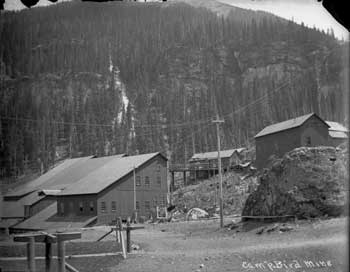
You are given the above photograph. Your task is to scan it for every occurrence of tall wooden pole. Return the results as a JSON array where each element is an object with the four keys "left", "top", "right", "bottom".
[
  {"left": 212, "top": 116, "right": 224, "bottom": 228},
  {"left": 133, "top": 166, "right": 137, "bottom": 222}
]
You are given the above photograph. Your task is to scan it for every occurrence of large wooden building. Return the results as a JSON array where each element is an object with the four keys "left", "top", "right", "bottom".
[
  {"left": 57, "top": 152, "right": 168, "bottom": 224},
  {"left": 1, "top": 152, "right": 167, "bottom": 231},
  {"left": 254, "top": 113, "right": 349, "bottom": 169},
  {"left": 255, "top": 113, "right": 330, "bottom": 169}
]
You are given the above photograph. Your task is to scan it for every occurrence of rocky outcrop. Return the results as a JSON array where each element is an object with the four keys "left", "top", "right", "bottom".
[{"left": 243, "top": 146, "right": 348, "bottom": 219}]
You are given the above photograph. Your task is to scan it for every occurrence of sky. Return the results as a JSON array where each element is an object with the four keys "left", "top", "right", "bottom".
[
  {"left": 219, "top": 0, "right": 348, "bottom": 40},
  {"left": 3, "top": 0, "right": 349, "bottom": 40}
]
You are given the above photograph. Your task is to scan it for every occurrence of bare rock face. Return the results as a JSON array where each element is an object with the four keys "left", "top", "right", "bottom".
[{"left": 243, "top": 146, "right": 348, "bottom": 219}]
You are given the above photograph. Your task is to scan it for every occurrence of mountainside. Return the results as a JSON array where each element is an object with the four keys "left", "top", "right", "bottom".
[{"left": 0, "top": 0, "right": 348, "bottom": 177}]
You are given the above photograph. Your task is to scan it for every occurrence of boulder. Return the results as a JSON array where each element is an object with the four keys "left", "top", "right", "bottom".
[{"left": 243, "top": 146, "right": 348, "bottom": 219}]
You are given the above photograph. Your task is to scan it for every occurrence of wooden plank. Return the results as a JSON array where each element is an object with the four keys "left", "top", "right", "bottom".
[
  {"left": 118, "top": 217, "right": 126, "bottom": 259},
  {"left": 65, "top": 261, "right": 80, "bottom": 272},
  {"left": 111, "top": 226, "right": 144, "bottom": 231},
  {"left": 120, "top": 230, "right": 126, "bottom": 259},
  {"left": 56, "top": 232, "right": 81, "bottom": 242},
  {"left": 96, "top": 229, "right": 113, "bottom": 242},
  {"left": 14, "top": 233, "right": 49, "bottom": 243}
]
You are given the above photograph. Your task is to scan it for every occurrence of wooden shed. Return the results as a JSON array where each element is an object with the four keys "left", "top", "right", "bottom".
[
  {"left": 57, "top": 152, "right": 168, "bottom": 224},
  {"left": 326, "top": 121, "right": 348, "bottom": 147},
  {"left": 255, "top": 113, "right": 330, "bottom": 169},
  {"left": 188, "top": 148, "right": 246, "bottom": 182}
]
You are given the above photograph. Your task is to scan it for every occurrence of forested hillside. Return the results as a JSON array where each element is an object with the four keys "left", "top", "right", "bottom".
[{"left": 0, "top": 0, "right": 348, "bottom": 177}]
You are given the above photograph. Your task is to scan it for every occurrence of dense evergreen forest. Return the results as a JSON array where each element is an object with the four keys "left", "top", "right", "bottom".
[{"left": 0, "top": 0, "right": 348, "bottom": 177}]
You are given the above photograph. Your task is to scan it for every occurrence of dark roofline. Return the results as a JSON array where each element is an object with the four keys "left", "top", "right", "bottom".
[{"left": 254, "top": 113, "right": 329, "bottom": 139}]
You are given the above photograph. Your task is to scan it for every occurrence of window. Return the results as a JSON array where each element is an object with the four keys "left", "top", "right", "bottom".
[
  {"left": 145, "top": 176, "right": 150, "bottom": 187},
  {"left": 305, "top": 136, "right": 311, "bottom": 146},
  {"left": 136, "top": 176, "right": 141, "bottom": 186},
  {"left": 111, "top": 201, "right": 116, "bottom": 212},
  {"left": 145, "top": 201, "right": 150, "bottom": 211},
  {"left": 136, "top": 201, "right": 140, "bottom": 211},
  {"left": 79, "top": 201, "right": 83, "bottom": 212},
  {"left": 101, "top": 202, "right": 106, "bottom": 213},
  {"left": 60, "top": 202, "right": 64, "bottom": 214},
  {"left": 90, "top": 201, "right": 94, "bottom": 212},
  {"left": 157, "top": 164, "right": 161, "bottom": 172},
  {"left": 156, "top": 176, "right": 161, "bottom": 187}
]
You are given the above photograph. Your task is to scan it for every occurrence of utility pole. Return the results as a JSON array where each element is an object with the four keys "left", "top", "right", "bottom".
[
  {"left": 133, "top": 166, "right": 137, "bottom": 223},
  {"left": 212, "top": 115, "right": 225, "bottom": 228}
]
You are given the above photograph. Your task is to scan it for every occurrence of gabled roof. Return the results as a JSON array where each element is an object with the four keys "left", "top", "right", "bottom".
[
  {"left": 5, "top": 155, "right": 94, "bottom": 198},
  {"left": 59, "top": 152, "right": 165, "bottom": 196},
  {"left": 254, "top": 113, "right": 329, "bottom": 138},
  {"left": 4, "top": 153, "right": 127, "bottom": 208},
  {"left": 189, "top": 148, "right": 245, "bottom": 161},
  {"left": 326, "top": 121, "right": 348, "bottom": 132},
  {"left": 329, "top": 131, "right": 348, "bottom": 139}
]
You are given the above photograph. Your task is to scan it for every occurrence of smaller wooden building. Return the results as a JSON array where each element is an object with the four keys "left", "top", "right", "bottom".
[
  {"left": 255, "top": 113, "right": 330, "bottom": 169},
  {"left": 326, "top": 121, "right": 348, "bottom": 147},
  {"left": 188, "top": 148, "right": 245, "bottom": 181}
]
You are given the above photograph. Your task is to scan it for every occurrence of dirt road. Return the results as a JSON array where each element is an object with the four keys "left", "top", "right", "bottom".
[{"left": 111, "top": 217, "right": 348, "bottom": 272}]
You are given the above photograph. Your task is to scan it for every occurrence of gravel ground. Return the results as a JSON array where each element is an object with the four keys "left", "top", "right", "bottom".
[
  {"left": 112, "top": 217, "right": 348, "bottom": 272},
  {"left": 0, "top": 217, "right": 347, "bottom": 272}
]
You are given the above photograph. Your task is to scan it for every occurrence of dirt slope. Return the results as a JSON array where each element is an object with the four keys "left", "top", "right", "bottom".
[{"left": 172, "top": 172, "right": 257, "bottom": 216}]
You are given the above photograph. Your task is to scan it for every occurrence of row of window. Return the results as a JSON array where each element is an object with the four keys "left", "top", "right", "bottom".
[
  {"left": 100, "top": 197, "right": 166, "bottom": 213},
  {"left": 135, "top": 175, "right": 162, "bottom": 187},
  {"left": 59, "top": 201, "right": 95, "bottom": 214}
]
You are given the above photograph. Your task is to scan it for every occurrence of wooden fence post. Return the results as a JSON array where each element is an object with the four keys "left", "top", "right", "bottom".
[
  {"left": 45, "top": 241, "right": 53, "bottom": 272},
  {"left": 57, "top": 238, "right": 65, "bottom": 272},
  {"left": 126, "top": 218, "right": 131, "bottom": 253},
  {"left": 27, "top": 236, "right": 35, "bottom": 272},
  {"left": 116, "top": 220, "right": 120, "bottom": 243},
  {"left": 118, "top": 217, "right": 126, "bottom": 259}
]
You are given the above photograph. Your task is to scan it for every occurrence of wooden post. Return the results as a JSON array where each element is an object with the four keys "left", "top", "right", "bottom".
[
  {"left": 183, "top": 171, "right": 186, "bottom": 186},
  {"left": 212, "top": 116, "right": 225, "bottom": 228},
  {"left": 116, "top": 219, "right": 120, "bottom": 243},
  {"left": 45, "top": 241, "right": 53, "bottom": 272},
  {"left": 57, "top": 238, "right": 65, "bottom": 272},
  {"left": 117, "top": 217, "right": 126, "bottom": 258},
  {"left": 120, "top": 230, "right": 127, "bottom": 259},
  {"left": 126, "top": 218, "right": 131, "bottom": 253},
  {"left": 194, "top": 168, "right": 197, "bottom": 184},
  {"left": 27, "top": 236, "right": 35, "bottom": 272},
  {"left": 171, "top": 171, "right": 175, "bottom": 191}
]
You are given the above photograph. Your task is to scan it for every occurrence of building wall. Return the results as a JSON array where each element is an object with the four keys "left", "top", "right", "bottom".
[
  {"left": 255, "top": 128, "right": 301, "bottom": 169},
  {"left": 57, "top": 195, "right": 97, "bottom": 217},
  {"left": 28, "top": 197, "right": 55, "bottom": 218},
  {"left": 255, "top": 115, "right": 329, "bottom": 169},
  {"left": 97, "top": 155, "right": 168, "bottom": 224},
  {"left": 299, "top": 116, "right": 329, "bottom": 147},
  {"left": 328, "top": 137, "right": 347, "bottom": 147}
]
